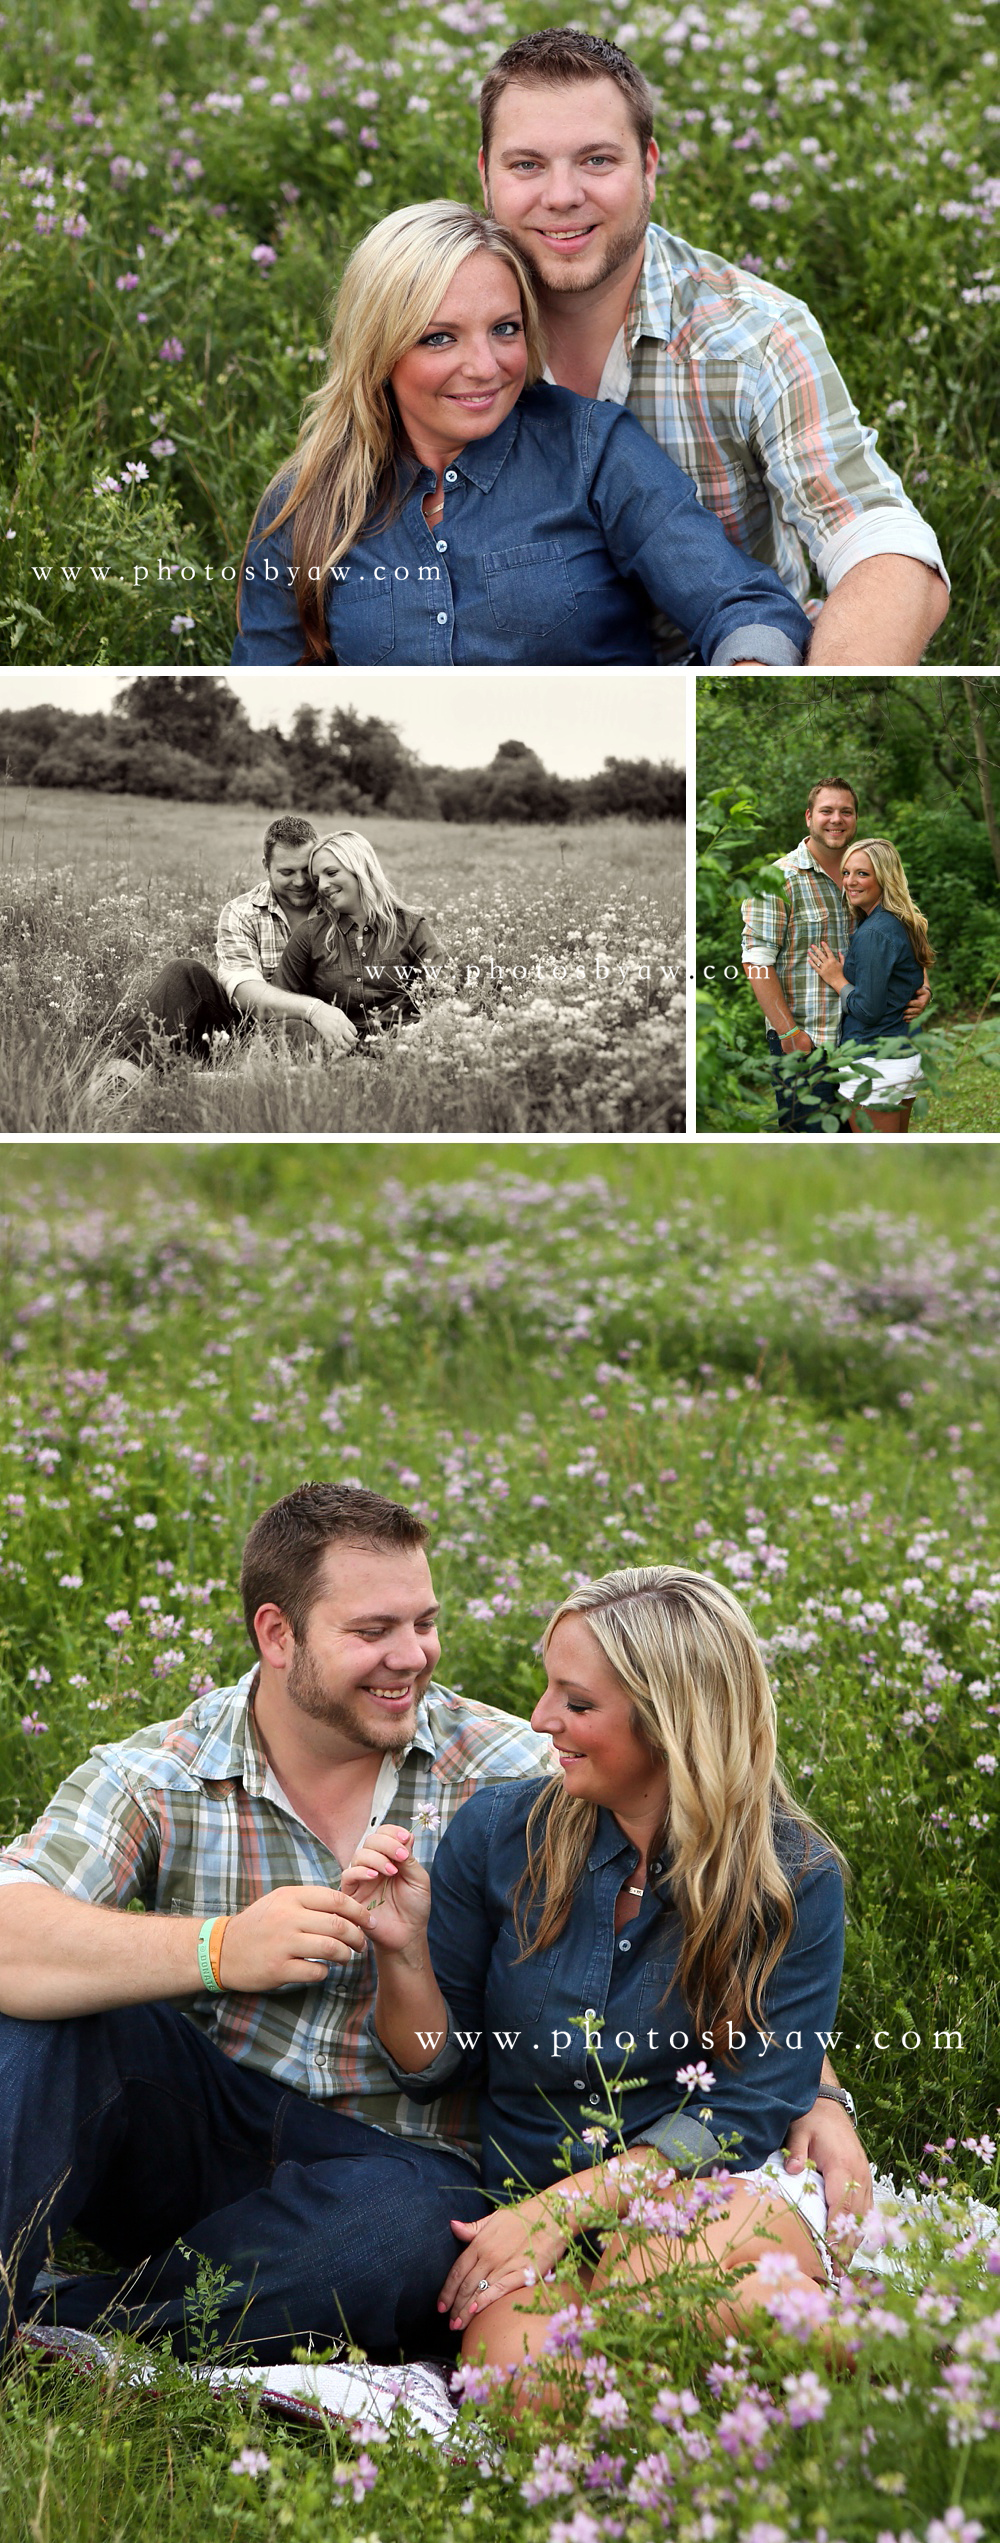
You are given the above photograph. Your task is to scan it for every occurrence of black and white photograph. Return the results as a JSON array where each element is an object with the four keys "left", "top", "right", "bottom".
[{"left": 0, "top": 667, "right": 685, "bottom": 1135}]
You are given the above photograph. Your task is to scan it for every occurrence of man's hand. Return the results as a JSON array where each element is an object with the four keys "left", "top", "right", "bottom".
[
  {"left": 306, "top": 1001, "right": 358, "bottom": 1052},
  {"left": 784, "top": 1028, "right": 815, "bottom": 1055},
  {"left": 439, "top": 2196, "right": 572, "bottom": 2332},
  {"left": 903, "top": 980, "right": 932, "bottom": 1023},
  {"left": 219, "top": 1882, "right": 371, "bottom": 1991},
  {"left": 783, "top": 2095, "right": 874, "bottom": 2226}
]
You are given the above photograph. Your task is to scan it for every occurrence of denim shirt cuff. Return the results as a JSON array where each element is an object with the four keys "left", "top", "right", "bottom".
[
  {"left": 634, "top": 2109, "right": 725, "bottom": 2173},
  {"left": 709, "top": 624, "right": 805, "bottom": 667},
  {"left": 839, "top": 985, "right": 852, "bottom": 1012},
  {"left": 363, "top": 2005, "right": 466, "bottom": 2092}
]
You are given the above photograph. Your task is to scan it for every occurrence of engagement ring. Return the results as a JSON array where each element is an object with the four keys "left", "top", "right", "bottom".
[{"left": 476, "top": 2277, "right": 490, "bottom": 2293}]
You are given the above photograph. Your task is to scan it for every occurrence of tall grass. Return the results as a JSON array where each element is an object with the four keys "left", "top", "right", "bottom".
[{"left": 0, "top": 806, "right": 684, "bottom": 1131}]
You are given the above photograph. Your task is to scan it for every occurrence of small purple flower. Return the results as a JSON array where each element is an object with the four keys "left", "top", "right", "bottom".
[
  {"left": 229, "top": 2448, "right": 270, "bottom": 2476},
  {"left": 170, "top": 613, "right": 195, "bottom": 632},
  {"left": 150, "top": 437, "right": 176, "bottom": 458},
  {"left": 116, "top": 272, "right": 140, "bottom": 290},
  {"left": 21, "top": 1713, "right": 48, "bottom": 1736},
  {"left": 105, "top": 1609, "right": 131, "bottom": 1632},
  {"left": 251, "top": 243, "right": 277, "bottom": 267},
  {"left": 676, "top": 2060, "right": 715, "bottom": 2092},
  {"left": 157, "top": 336, "right": 185, "bottom": 362}
]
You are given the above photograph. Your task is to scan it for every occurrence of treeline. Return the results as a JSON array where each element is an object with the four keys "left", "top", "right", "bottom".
[{"left": 0, "top": 681, "right": 683, "bottom": 824}]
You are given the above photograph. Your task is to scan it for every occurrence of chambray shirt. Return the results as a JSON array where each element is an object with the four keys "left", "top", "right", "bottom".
[
  {"left": 231, "top": 383, "right": 812, "bottom": 669},
  {"left": 839, "top": 905, "right": 924, "bottom": 1045},
  {"left": 597, "top": 224, "right": 948, "bottom": 661},
  {"left": 277, "top": 906, "right": 443, "bottom": 1032},
  {"left": 377, "top": 1780, "right": 845, "bottom": 2196},
  {"left": 0, "top": 1673, "right": 552, "bottom": 2162}
]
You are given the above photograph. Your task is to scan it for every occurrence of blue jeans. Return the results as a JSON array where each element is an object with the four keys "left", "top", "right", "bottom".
[{"left": 0, "top": 2003, "right": 488, "bottom": 2361}]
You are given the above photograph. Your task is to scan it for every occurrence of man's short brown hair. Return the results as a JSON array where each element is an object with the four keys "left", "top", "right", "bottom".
[
  {"left": 480, "top": 27, "right": 656, "bottom": 167},
  {"left": 805, "top": 778, "right": 859, "bottom": 816},
  {"left": 263, "top": 816, "right": 318, "bottom": 865},
  {"left": 240, "top": 1482, "right": 429, "bottom": 1653}
]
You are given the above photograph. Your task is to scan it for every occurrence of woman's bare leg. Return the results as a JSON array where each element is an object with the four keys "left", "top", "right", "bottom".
[{"left": 458, "top": 2186, "right": 828, "bottom": 2404}]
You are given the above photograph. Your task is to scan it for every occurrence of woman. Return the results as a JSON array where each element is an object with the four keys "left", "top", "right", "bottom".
[
  {"left": 806, "top": 838, "right": 932, "bottom": 1134},
  {"left": 232, "top": 202, "right": 812, "bottom": 670},
  {"left": 340, "top": 1567, "right": 847, "bottom": 2384},
  {"left": 276, "top": 834, "right": 443, "bottom": 1039}
]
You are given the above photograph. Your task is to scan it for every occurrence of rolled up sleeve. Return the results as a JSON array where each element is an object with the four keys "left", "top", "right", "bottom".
[
  {"left": 745, "top": 307, "right": 948, "bottom": 595},
  {"left": 216, "top": 900, "right": 265, "bottom": 997},
  {"left": 741, "top": 891, "right": 788, "bottom": 970}
]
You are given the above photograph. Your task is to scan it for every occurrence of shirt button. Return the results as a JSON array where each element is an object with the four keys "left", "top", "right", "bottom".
[
  {"left": 573, "top": 2078, "right": 586, "bottom": 2090},
  {"left": 618, "top": 1938, "right": 632, "bottom": 1952},
  {"left": 436, "top": 611, "right": 448, "bottom": 625},
  {"left": 436, "top": 539, "right": 448, "bottom": 552},
  {"left": 315, "top": 2053, "right": 328, "bottom": 2069},
  {"left": 588, "top": 2095, "right": 601, "bottom": 2107},
  {"left": 444, "top": 469, "right": 458, "bottom": 483},
  {"left": 651, "top": 1859, "right": 663, "bottom": 1875}
]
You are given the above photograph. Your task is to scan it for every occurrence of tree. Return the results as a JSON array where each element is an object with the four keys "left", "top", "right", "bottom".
[
  {"left": 110, "top": 676, "right": 251, "bottom": 766},
  {"left": 325, "top": 707, "right": 414, "bottom": 807}
]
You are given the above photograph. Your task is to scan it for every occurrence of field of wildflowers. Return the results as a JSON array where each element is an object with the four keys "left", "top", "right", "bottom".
[
  {"left": 2, "top": 1141, "right": 1000, "bottom": 2540},
  {"left": 2, "top": 0, "right": 998, "bottom": 664},
  {"left": 0, "top": 803, "right": 684, "bottom": 1129}
]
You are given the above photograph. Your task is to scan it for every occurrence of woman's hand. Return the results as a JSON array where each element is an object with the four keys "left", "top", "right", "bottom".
[
  {"left": 306, "top": 1000, "right": 358, "bottom": 1052},
  {"left": 339, "top": 1825, "right": 431, "bottom": 1956},
  {"left": 806, "top": 937, "right": 847, "bottom": 990},
  {"left": 439, "top": 2194, "right": 573, "bottom": 2332}
]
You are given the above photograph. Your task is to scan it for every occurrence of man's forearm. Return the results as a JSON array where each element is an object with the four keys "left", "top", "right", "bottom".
[
  {"left": 229, "top": 976, "right": 319, "bottom": 1025},
  {"left": 0, "top": 1884, "right": 205, "bottom": 2018},
  {"left": 742, "top": 963, "right": 810, "bottom": 1044},
  {"left": 807, "top": 555, "right": 949, "bottom": 666}
]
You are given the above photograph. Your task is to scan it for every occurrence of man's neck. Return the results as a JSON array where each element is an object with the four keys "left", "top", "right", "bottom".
[
  {"left": 251, "top": 1682, "right": 392, "bottom": 1866},
  {"left": 539, "top": 239, "right": 646, "bottom": 400},
  {"left": 804, "top": 838, "right": 846, "bottom": 885}
]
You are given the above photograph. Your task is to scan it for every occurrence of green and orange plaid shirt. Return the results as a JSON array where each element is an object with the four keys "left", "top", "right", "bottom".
[
  {"left": 741, "top": 841, "right": 853, "bottom": 1045},
  {"left": 0, "top": 1673, "right": 552, "bottom": 2166}
]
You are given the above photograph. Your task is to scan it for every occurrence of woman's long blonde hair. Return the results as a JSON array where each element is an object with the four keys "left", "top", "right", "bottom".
[
  {"left": 842, "top": 838, "right": 935, "bottom": 968},
  {"left": 309, "top": 832, "right": 409, "bottom": 958},
  {"left": 514, "top": 1567, "right": 845, "bottom": 2048},
  {"left": 239, "top": 201, "right": 546, "bottom": 663}
]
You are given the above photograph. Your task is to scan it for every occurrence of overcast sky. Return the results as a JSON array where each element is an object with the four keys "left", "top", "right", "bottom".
[{"left": 0, "top": 668, "right": 685, "bottom": 776}]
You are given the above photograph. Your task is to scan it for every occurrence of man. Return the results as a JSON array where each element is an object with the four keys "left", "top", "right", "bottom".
[
  {"left": 0, "top": 1483, "right": 870, "bottom": 2362},
  {"left": 740, "top": 777, "right": 930, "bottom": 1131},
  {"left": 478, "top": 29, "right": 949, "bottom": 666},
  {"left": 110, "top": 816, "right": 357, "bottom": 1079}
]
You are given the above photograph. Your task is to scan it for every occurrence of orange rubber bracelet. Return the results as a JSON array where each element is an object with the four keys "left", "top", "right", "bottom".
[{"left": 208, "top": 1915, "right": 229, "bottom": 1990}]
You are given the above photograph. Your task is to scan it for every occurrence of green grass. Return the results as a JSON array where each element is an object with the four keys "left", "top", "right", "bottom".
[
  {"left": 0, "top": 802, "right": 683, "bottom": 1130},
  {"left": 1, "top": 0, "right": 998, "bottom": 662},
  {"left": 3, "top": 1142, "right": 1000, "bottom": 2535}
]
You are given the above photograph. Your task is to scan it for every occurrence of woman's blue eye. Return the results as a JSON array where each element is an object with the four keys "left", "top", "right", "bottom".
[{"left": 493, "top": 321, "right": 522, "bottom": 338}]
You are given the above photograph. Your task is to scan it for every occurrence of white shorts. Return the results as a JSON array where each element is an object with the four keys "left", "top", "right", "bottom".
[
  {"left": 733, "top": 2157, "right": 835, "bottom": 2277},
  {"left": 838, "top": 1050, "right": 923, "bottom": 1109}
]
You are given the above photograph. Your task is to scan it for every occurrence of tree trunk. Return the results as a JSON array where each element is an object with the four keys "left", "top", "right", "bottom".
[{"left": 962, "top": 678, "right": 1000, "bottom": 883}]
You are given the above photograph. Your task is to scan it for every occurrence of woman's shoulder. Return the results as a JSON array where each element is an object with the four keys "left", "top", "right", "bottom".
[
  {"left": 443, "top": 1776, "right": 551, "bottom": 1850},
  {"left": 773, "top": 1810, "right": 843, "bottom": 1891}
]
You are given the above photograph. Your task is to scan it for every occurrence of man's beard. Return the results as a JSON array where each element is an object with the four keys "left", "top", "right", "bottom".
[
  {"left": 286, "top": 1640, "right": 416, "bottom": 1752},
  {"left": 489, "top": 186, "right": 651, "bottom": 297}
]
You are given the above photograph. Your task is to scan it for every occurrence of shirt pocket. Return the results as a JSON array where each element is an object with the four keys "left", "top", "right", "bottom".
[
  {"left": 328, "top": 569, "right": 396, "bottom": 664},
  {"left": 483, "top": 541, "right": 578, "bottom": 642}
]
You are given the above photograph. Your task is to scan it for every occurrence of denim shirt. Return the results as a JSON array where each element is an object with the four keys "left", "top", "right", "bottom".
[
  {"left": 277, "top": 906, "right": 443, "bottom": 1031},
  {"left": 232, "top": 384, "right": 812, "bottom": 670},
  {"left": 374, "top": 1780, "right": 844, "bottom": 2196},
  {"left": 839, "top": 904, "right": 924, "bottom": 1045}
]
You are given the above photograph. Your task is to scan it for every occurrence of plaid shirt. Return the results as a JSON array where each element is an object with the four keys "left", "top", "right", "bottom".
[
  {"left": 0, "top": 1673, "right": 552, "bottom": 2165},
  {"left": 577, "top": 225, "right": 946, "bottom": 663},
  {"left": 741, "top": 841, "right": 852, "bottom": 1046},
  {"left": 215, "top": 882, "right": 296, "bottom": 998}
]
